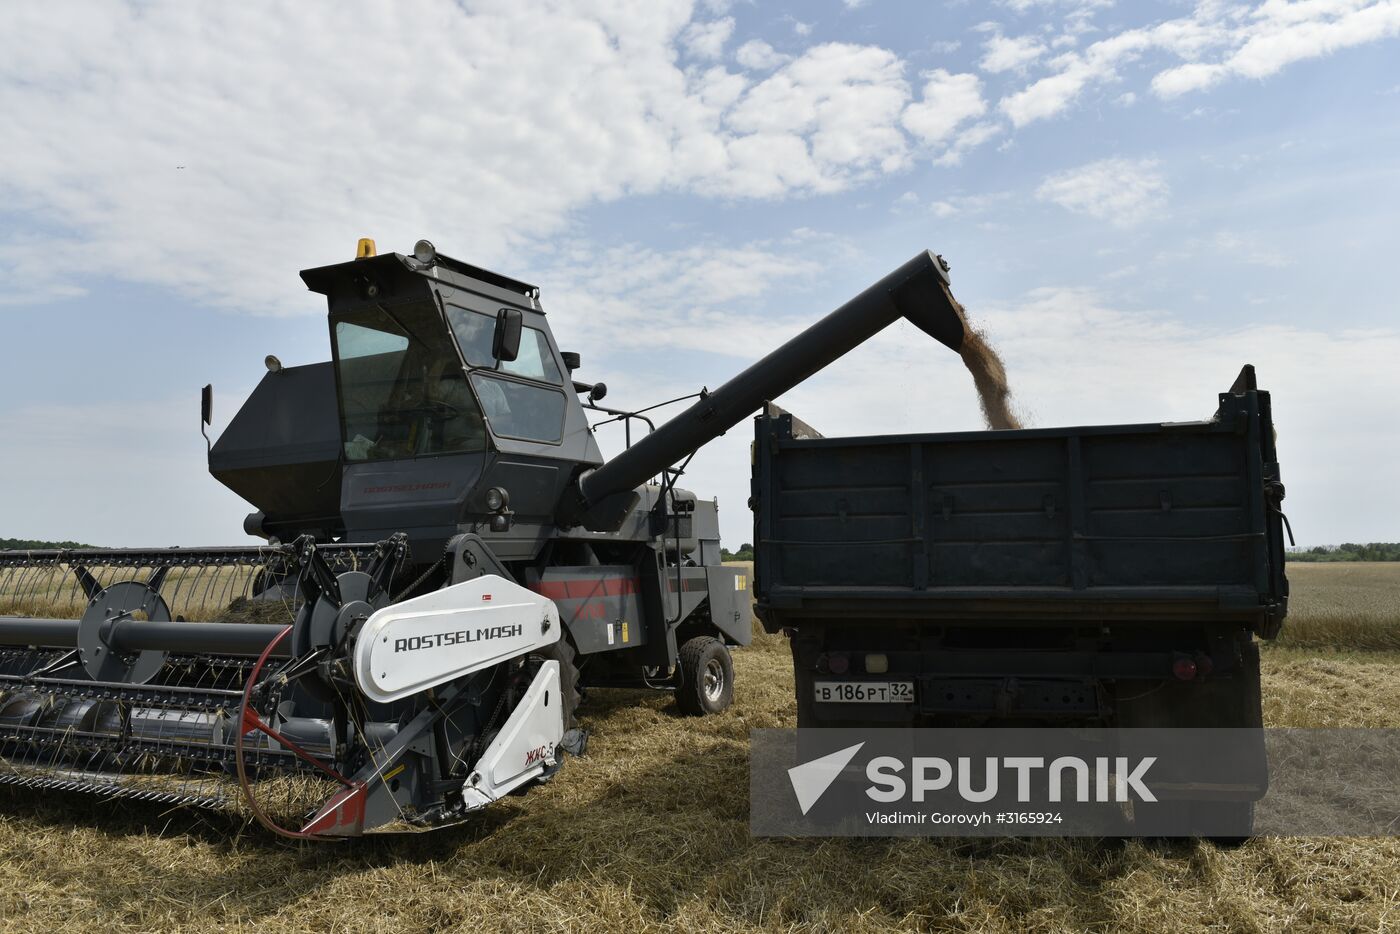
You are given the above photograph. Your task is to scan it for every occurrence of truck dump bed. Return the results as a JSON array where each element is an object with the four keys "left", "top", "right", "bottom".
[{"left": 753, "top": 366, "right": 1288, "bottom": 635}]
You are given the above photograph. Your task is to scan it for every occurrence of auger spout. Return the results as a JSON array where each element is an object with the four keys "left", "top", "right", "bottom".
[{"left": 559, "top": 249, "right": 968, "bottom": 531}]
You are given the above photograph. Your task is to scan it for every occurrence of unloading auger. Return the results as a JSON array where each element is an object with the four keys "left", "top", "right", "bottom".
[{"left": 0, "top": 239, "right": 969, "bottom": 837}]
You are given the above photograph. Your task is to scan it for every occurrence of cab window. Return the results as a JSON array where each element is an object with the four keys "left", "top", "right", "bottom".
[
  {"left": 445, "top": 306, "right": 496, "bottom": 367},
  {"left": 445, "top": 305, "right": 562, "bottom": 384},
  {"left": 332, "top": 303, "right": 488, "bottom": 462},
  {"left": 501, "top": 327, "right": 562, "bottom": 383},
  {"left": 471, "top": 374, "right": 566, "bottom": 444}
]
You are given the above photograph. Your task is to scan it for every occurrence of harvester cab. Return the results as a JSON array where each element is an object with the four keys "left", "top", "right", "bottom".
[
  {"left": 0, "top": 240, "right": 970, "bottom": 836},
  {"left": 214, "top": 239, "right": 604, "bottom": 556}
]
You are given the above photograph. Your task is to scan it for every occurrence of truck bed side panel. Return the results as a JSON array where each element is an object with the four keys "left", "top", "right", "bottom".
[{"left": 753, "top": 378, "right": 1286, "bottom": 631}]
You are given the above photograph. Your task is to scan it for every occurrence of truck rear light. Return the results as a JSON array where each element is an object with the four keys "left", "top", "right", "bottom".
[
  {"left": 1172, "top": 656, "right": 1198, "bottom": 681},
  {"left": 864, "top": 653, "right": 889, "bottom": 674},
  {"left": 1194, "top": 652, "right": 1214, "bottom": 678},
  {"left": 827, "top": 653, "right": 851, "bottom": 675}
]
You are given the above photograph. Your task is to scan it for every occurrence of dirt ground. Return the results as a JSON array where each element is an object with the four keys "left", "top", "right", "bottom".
[{"left": 1, "top": 564, "right": 1397, "bottom": 933}]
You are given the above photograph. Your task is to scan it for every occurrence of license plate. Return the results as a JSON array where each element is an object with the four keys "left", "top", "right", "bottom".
[{"left": 814, "top": 681, "right": 915, "bottom": 703}]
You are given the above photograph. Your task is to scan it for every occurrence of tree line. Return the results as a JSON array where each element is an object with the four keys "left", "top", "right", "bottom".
[
  {"left": 1, "top": 538, "right": 96, "bottom": 550},
  {"left": 1287, "top": 543, "right": 1400, "bottom": 562}
]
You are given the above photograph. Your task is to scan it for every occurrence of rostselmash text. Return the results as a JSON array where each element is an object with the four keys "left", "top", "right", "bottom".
[
  {"left": 393, "top": 624, "right": 524, "bottom": 653},
  {"left": 866, "top": 756, "right": 1158, "bottom": 803}
]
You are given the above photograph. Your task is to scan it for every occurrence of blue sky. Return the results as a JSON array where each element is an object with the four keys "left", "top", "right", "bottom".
[{"left": 1, "top": 0, "right": 1398, "bottom": 549}]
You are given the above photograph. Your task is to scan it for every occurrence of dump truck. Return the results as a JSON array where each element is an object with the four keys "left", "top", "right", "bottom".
[
  {"left": 0, "top": 241, "right": 969, "bottom": 837},
  {"left": 751, "top": 367, "right": 1289, "bottom": 833}
]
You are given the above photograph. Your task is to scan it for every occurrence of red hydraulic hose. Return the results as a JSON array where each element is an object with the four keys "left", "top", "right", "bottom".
[{"left": 234, "top": 624, "right": 358, "bottom": 841}]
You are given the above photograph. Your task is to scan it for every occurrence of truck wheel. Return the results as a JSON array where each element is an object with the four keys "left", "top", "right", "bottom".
[
  {"left": 676, "top": 636, "right": 734, "bottom": 716},
  {"left": 531, "top": 637, "right": 581, "bottom": 730}
]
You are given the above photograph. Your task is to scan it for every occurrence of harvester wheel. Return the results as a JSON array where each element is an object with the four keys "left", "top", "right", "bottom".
[
  {"left": 531, "top": 637, "right": 581, "bottom": 730},
  {"left": 676, "top": 636, "right": 734, "bottom": 716}
]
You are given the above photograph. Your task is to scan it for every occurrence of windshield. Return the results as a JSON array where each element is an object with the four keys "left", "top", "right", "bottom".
[
  {"left": 444, "top": 305, "right": 563, "bottom": 384},
  {"left": 443, "top": 304, "right": 568, "bottom": 443},
  {"left": 332, "top": 302, "right": 488, "bottom": 462}
]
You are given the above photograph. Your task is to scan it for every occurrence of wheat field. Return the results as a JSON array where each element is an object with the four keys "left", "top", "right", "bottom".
[
  {"left": 1275, "top": 563, "right": 1400, "bottom": 651},
  {"left": 0, "top": 563, "right": 1397, "bottom": 932}
]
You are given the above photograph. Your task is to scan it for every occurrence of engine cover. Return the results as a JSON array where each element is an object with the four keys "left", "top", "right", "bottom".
[{"left": 353, "top": 575, "right": 560, "bottom": 703}]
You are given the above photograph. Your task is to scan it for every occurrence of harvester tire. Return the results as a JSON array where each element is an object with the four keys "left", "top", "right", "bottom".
[
  {"left": 532, "top": 637, "right": 581, "bottom": 730},
  {"left": 676, "top": 636, "right": 734, "bottom": 716}
]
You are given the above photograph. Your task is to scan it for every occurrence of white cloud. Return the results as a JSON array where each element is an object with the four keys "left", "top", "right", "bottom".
[
  {"left": 1035, "top": 158, "right": 1168, "bottom": 225},
  {"left": 979, "top": 33, "right": 1048, "bottom": 72},
  {"left": 735, "top": 39, "right": 790, "bottom": 70},
  {"left": 909, "top": 190, "right": 1011, "bottom": 217},
  {"left": 892, "top": 191, "right": 922, "bottom": 211},
  {"left": 901, "top": 70, "right": 988, "bottom": 146},
  {"left": 1153, "top": 0, "right": 1400, "bottom": 97},
  {"left": 724, "top": 44, "right": 914, "bottom": 189},
  {"left": 932, "top": 122, "right": 1004, "bottom": 166},
  {"left": 0, "top": 3, "right": 986, "bottom": 313},
  {"left": 999, "top": 0, "right": 1400, "bottom": 124},
  {"left": 930, "top": 39, "right": 963, "bottom": 54},
  {"left": 682, "top": 16, "right": 736, "bottom": 60},
  {"left": 999, "top": 29, "right": 1157, "bottom": 126}
]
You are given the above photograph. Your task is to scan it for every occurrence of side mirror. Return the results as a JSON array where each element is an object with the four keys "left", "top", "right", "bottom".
[
  {"left": 201, "top": 384, "right": 214, "bottom": 426},
  {"left": 588, "top": 382, "right": 607, "bottom": 404},
  {"left": 493, "top": 308, "right": 523, "bottom": 362}
]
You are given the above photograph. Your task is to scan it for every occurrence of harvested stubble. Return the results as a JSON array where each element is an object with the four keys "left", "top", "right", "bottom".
[{"left": 1, "top": 565, "right": 1398, "bottom": 933}]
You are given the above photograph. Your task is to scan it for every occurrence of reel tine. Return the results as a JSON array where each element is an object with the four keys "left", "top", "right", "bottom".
[
  {"left": 196, "top": 563, "right": 224, "bottom": 620},
  {"left": 5, "top": 557, "right": 45, "bottom": 614}
]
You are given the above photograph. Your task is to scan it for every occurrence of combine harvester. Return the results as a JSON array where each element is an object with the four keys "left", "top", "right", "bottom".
[{"left": 0, "top": 240, "right": 969, "bottom": 837}]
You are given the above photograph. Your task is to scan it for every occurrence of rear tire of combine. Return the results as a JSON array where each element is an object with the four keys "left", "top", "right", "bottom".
[
  {"left": 676, "top": 636, "right": 734, "bottom": 717},
  {"left": 532, "top": 637, "right": 581, "bottom": 730}
]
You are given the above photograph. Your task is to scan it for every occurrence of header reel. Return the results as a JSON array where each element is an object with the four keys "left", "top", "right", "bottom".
[{"left": 0, "top": 536, "right": 577, "bottom": 837}]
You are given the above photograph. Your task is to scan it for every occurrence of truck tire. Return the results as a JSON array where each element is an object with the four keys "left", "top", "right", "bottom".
[
  {"left": 531, "top": 637, "right": 581, "bottom": 730},
  {"left": 676, "top": 636, "right": 734, "bottom": 716}
]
